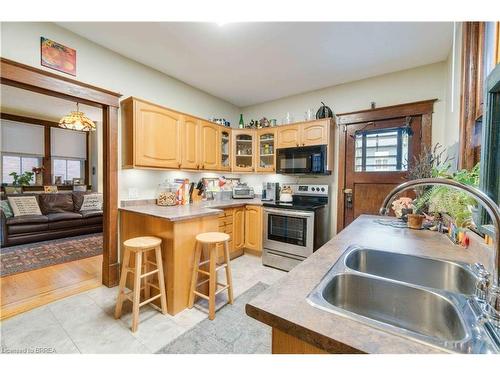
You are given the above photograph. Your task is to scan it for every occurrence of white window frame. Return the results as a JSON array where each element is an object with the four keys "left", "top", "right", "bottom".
[
  {"left": 52, "top": 157, "right": 85, "bottom": 184},
  {"left": 1, "top": 153, "right": 42, "bottom": 185}
]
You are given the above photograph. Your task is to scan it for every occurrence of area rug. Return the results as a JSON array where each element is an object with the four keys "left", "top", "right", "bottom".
[
  {"left": 157, "top": 282, "right": 271, "bottom": 354},
  {"left": 0, "top": 233, "right": 103, "bottom": 277}
]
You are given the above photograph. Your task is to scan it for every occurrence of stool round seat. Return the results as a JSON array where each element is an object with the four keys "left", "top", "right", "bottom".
[
  {"left": 123, "top": 236, "right": 162, "bottom": 249},
  {"left": 195, "top": 232, "right": 230, "bottom": 244}
]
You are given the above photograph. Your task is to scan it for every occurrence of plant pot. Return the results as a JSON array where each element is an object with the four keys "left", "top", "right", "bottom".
[
  {"left": 400, "top": 208, "right": 413, "bottom": 222},
  {"left": 35, "top": 173, "right": 43, "bottom": 186},
  {"left": 407, "top": 214, "right": 424, "bottom": 230}
]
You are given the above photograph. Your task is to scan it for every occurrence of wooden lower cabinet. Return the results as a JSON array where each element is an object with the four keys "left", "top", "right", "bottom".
[
  {"left": 244, "top": 205, "right": 263, "bottom": 253},
  {"left": 216, "top": 205, "right": 262, "bottom": 260},
  {"left": 272, "top": 328, "right": 328, "bottom": 354},
  {"left": 217, "top": 208, "right": 244, "bottom": 261},
  {"left": 233, "top": 207, "right": 245, "bottom": 250}
]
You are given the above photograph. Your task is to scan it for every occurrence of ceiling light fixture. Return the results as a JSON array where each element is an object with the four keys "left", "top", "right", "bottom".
[{"left": 58, "top": 103, "right": 96, "bottom": 132}]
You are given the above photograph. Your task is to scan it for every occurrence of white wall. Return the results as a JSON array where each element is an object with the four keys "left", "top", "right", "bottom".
[{"left": 0, "top": 22, "right": 241, "bottom": 199}]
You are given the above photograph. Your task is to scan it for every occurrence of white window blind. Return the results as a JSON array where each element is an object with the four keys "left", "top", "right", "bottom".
[
  {"left": 51, "top": 127, "right": 87, "bottom": 159},
  {"left": 1, "top": 119, "right": 45, "bottom": 156}
]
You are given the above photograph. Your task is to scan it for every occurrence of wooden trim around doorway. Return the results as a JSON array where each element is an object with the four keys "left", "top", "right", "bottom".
[
  {"left": 1, "top": 57, "right": 122, "bottom": 287},
  {"left": 335, "top": 99, "right": 436, "bottom": 233}
]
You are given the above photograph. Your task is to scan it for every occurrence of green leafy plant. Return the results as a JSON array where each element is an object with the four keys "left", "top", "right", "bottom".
[
  {"left": 9, "top": 171, "right": 34, "bottom": 186},
  {"left": 414, "top": 163, "right": 480, "bottom": 228},
  {"left": 407, "top": 143, "right": 452, "bottom": 214}
]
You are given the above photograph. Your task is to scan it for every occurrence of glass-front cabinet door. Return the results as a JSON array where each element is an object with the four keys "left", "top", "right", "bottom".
[
  {"left": 232, "top": 130, "right": 254, "bottom": 172},
  {"left": 219, "top": 128, "right": 231, "bottom": 171},
  {"left": 256, "top": 129, "right": 276, "bottom": 172}
]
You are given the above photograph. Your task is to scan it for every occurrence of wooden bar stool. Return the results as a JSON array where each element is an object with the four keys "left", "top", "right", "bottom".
[
  {"left": 114, "top": 236, "right": 167, "bottom": 332},
  {"left": 188, "top": 232, "right": 234, "bottom": 320}
]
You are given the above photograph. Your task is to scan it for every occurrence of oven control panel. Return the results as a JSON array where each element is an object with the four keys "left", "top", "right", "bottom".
[{"left": 292, "top": 184, "right": 329, "bottom": 196}]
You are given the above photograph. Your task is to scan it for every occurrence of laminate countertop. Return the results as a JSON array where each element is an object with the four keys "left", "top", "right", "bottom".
[
  {"left": 119, "top": 198, "right": 263, "bottom": 222},
  {"left": 245, "top": 215, "right": 493, "bottom": 354}
]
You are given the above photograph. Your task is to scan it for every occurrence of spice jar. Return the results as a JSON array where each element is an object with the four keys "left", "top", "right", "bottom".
[{"left": 156, "top": 181, "right": 177, "bottom": 206}]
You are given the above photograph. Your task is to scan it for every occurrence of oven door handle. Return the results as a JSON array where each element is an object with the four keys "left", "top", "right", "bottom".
[{"left": 264, "top": 208, "right": 315, "bottom": 218}]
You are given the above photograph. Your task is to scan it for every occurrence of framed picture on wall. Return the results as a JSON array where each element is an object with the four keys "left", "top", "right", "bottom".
[{"left": 40, "top": 37, "right": 76, "bottom": 76}]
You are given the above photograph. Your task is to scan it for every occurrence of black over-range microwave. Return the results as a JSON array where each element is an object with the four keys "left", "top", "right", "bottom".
[{"left": 276, "top": 145, "right": 330, "bottom": 175}]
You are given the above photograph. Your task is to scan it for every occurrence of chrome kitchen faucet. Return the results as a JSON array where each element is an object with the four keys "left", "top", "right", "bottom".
[{"left": 380, "top": 178, "right": 500, "bottom": 329}]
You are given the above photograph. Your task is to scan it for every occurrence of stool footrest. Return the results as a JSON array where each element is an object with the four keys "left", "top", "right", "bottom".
[
  {"left": 139, "top": 294, "right": 161, "bottom": 307},
  {"left": 193, "top": 291, "right": 209, "bottom": 300},
  {"left": 140, "top": 269, "right": 159, "bottom": 278},
  {"left": 147, "top": 282, "right": 160, "bottom": 290},
  {"left": 197, "top": 264, "right": 227, "bottom": 276},
  {"left": 197, "top": 269, "right": 210, "bottom": 276},
  {"left": 215, "top": 285, "right": 229, "bottom": 295}
]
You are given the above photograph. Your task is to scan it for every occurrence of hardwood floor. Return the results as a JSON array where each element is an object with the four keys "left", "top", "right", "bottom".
[{"left": 0, "top": 255, "right": 102, "bottom": 320}]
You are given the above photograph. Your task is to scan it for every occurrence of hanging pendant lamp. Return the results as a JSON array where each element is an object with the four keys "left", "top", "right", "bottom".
[{"left": 59, "top": 103, "right": 96, "bottom": 131}]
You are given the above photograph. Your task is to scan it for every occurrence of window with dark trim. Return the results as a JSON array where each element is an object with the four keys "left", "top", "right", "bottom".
[{"left": 354, "top": 128, "right": 409, "bottom": 172}]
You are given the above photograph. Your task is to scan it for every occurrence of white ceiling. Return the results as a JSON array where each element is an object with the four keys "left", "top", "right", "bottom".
[
  {"left": 60, "top": 22, "right": 452, "bottom": 107},
  {"left": 1, "top": 84, "right": 102, "bottom": 122}
]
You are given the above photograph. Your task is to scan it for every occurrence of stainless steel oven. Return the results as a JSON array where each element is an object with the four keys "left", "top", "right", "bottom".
[
  {"left": 263, "top": 208, "right": 314, "bottom": 258},
  {"left": 262, "top": 184, "right": 330, "bottom": 271}
]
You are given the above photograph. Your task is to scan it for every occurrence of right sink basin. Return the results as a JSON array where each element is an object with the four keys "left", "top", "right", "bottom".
[{"left": 345, "top": 248, "right": 476, "bottom": 295}]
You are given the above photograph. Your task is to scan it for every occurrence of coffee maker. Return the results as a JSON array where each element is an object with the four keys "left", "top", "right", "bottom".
[{"left": 261, "top": 182, "right": 280, "bottom": 201}]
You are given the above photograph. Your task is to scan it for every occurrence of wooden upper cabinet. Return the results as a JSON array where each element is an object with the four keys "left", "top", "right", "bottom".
[
  {"left": 133, "top": 99, "right": 181, "bottom": 169},
  {"left": 301, "top": 120, "right": 329, "bottom": 146},
  {"left": 256, "top": 128, "right": 276, "bottom": 172},
  {"left": 219, "top": 128, "right": 231, "bottom": 171},
  {"left": 233, "top": 207, "right": 245, "bottom": 250},
  {"left": 244, "top": 205, "right": 262, "bottom": 252},
  {"left": 180, "top": 116, "right": 199, "bottom": 170},
  {"left": 199, "top": 120, "right": 220, "bottom": 170},
  {"left": 233, "top": 130, "right": 255, "bottom": 172},
  {"left": 276, "top": 124, "right": 300, "bottom": 148}
]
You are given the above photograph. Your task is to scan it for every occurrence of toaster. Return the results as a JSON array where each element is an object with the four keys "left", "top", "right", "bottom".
[{"left": 232, "top": 183, "right": 255, "bottom": 199}]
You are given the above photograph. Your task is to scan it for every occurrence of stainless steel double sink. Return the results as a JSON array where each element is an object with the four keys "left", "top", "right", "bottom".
[{"left": 307, "top": 246, "right": 500, "bottom": 353}]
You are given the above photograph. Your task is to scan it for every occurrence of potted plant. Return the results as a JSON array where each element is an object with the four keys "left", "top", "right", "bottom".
[
  {"left": 391, "top": 197, "right": 414, "bottom": 222},
  {"left": 9, "top": 171, "right": 35, "bottom": 186},
  {"left": 407, "top": 207, "right": 425, "bottom": 229}
]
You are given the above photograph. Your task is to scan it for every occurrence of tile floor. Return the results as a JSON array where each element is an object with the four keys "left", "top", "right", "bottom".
[{"left": 0, "top": 254, "right": 285, "bottom": 354}]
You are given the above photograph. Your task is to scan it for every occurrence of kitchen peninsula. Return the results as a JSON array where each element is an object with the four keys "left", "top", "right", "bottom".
[
  {"left": 119, "top": 198, "right": 263, "bottom": 315},
  {"left": 246, "top": 215, "right": 495, "bottom": 354}
]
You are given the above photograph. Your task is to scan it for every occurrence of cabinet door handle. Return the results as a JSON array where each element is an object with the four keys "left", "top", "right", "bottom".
[
  {"left": 201, "top": 164, "right": 205, "bottom": 169},
  {"left": 178, "top": 162, "right": 181, "bottom": 168}
]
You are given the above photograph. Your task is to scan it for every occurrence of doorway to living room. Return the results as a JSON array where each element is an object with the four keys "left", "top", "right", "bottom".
[{"left": 0, "top": 58, "right": 121, "bottom": 319}]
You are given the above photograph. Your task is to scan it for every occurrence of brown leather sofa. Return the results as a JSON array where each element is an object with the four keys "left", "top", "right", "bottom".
[{"left": 0, "top": 192, "right": 102, "bottom": 247}]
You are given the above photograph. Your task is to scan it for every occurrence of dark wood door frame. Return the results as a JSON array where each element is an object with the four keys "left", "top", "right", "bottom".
[
  {"left": 335, "top": 99, "right": 436, "bottom": 233},
  {"left": 1, "top": 58, "right": 122, "bottom": 287}
]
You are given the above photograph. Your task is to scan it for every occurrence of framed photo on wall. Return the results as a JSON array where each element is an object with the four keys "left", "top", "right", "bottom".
[{"left": 40, "top": 37, "right": 76, "bottom": 76}]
